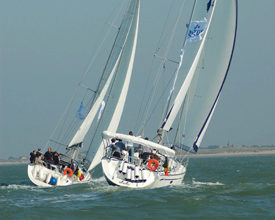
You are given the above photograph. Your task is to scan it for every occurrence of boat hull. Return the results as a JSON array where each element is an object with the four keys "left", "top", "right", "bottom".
[
  {"left": 27, "top": 164, "right": 91, "bottom": 187},
  {"left": 102, "top": 157, "right": 186, "bottom": 189}
]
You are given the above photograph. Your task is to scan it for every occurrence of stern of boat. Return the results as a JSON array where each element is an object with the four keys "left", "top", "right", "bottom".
[{"left": 27, "top": 164, "right": 91, "bottom": 187}]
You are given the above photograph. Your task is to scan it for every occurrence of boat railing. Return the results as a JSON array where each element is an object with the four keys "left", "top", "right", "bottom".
[{"left": 103, "top": 143, "right": 167, "bottom": 172}]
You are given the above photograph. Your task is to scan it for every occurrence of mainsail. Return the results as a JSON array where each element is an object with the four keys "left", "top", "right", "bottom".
[{"left": 87, "top": 0, "right": 140, "bottom": 171}]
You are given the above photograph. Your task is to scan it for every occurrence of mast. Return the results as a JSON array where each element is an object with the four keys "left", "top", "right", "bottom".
[
  {"left": 88, "top": 0, "right": 140, "bottom": 171},
  {"left": 158, "top": 1, "right": 216, "bottom": 143}
]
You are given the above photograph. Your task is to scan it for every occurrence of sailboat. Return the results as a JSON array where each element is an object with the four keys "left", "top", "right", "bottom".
[
  {"left": 27, "top": 0, "right": 140, "bottom": 186},
  {"left": 101, "top": 0, "right": 238, "bottom": 188}
]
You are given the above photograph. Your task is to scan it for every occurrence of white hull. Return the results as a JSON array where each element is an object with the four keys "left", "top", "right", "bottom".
[
  {"left": 28, "top": 164, "right": 91, "bottom": 187},
  {"left": 102, "top": 157, "right": 186, "bottom": 189}
]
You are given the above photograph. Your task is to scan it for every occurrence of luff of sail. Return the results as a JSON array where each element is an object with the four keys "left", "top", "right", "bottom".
[
  {"left": 88, "top": 0, "right": 140, "bottom": 171},
  {"left": 67, "top": 1, "right": 139, "bottom": 149},
  {"left": 161, "top": 2, "right": 217, "bottom": 133}
]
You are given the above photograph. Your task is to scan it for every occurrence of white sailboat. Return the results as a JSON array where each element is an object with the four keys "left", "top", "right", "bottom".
[
  {"left": 101, "top": 0, "right": 238, "bottom": 188},
  {"left": 28, "top": 0, "right": 140, "bottom": 186}
]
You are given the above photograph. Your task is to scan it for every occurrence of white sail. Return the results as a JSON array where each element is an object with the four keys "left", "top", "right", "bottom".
[
  {"left": 161, "top": 2, "right": 216, "bottom": 132},
  {"left": 88, "top": 0, "right": 140, "bottom": 171},
  {"left": 181, "top": 0, "right": 238, "bottom": 151}
]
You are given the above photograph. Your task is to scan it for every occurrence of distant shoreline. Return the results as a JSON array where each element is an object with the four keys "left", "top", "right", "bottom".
[
  {"left": 0, "top": 161, "right": 28, "bottom": 165},
  {"left": 187, "top": 149, "right": 275, "bottom": 158},
  {"left": 1, "top": 149, "right": 275, "bottom": 165}
]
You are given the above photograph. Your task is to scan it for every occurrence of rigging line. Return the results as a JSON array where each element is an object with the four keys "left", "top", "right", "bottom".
[
  {"left": 159, "top": 67, "right": 179, "bottom": 128},
  {"left": 49, "top": 139, "right": 67, "bottom": 147},
  {"left": 154, "top": 54, "right": 179, "bottom": 64},
  {"left": 174, "top": 57, "right": 200, "bottom": 148},
  {"left": 138, "top": 0, "right": 187, "bottom": 133},
  {"left": 88, "top": 0, "right": 133, "bottom": 110},
  {"left": 85, "top": 0, "right": 138, "bottom": 161},
  {"left": 78, "top": 1, "right": 126, "bottom": 85},
  {"left": 135, "top": 1, "right": 180, "bottom": 132},
  {"left": 162, "top": 0, "right": 197, "bottom": 124},
  {"left": 62, "top": 116, "right": 81, "bottom": 144},
  {"left": 173, "top": 97, "right": 186, "bottom": 146},
  {"left": 56, "top": 98, "right": 89, "bottom": 143},
  {"left": 158, "top": 0, "right": 198, "bottom": 144},
  {"left": 85, "top": 70, "right": 116, "bottom": 159},
  {"left": 79, "top": 83, "right": 97, "bottom": 94},
  {"left": 138, "top": 70, "right": 176, "bottom": 133},
  {"left": 44, "top": 3, "right": 125, "bottom": 150},
  {"left": 178, "top": 46, "right": 205, "bottom": 142},
  {"left": 134, "top": 1, "right": 176, "bottom": 132},
  {"left": 154, "top": 1, "right": 177, "bottom": 54},
  {"left": 182, "top": 91, "right": 190, "bottom": 138},
  {"left": 134, "top": 56, "right": 156, "bottom": 133},
  {"left": 164, "top": 131, "right": 171, "bottom": 147},
  {"left": 137, "top": 66, "right": 166, "bottom": 134}
]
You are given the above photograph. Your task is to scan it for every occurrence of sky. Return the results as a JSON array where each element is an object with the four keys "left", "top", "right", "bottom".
[{"left": 0, "top": 0, "right": 274, "bottom": 159}]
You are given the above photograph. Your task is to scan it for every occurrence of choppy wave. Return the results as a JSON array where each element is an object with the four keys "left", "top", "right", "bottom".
[
  {"left": 90, "top": 176, "right": 105, "bottom": 183},
  {"left": 1, "top": 155, "right": 275, "bottom": 218},
  {"left": 192, "top": 179, "right": 224, "bottom": 186},
  {"left": 0, "top": 183, "right": 36, "bottom": 190}
]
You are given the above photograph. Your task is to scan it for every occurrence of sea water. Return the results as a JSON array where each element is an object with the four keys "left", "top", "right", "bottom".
[{"left": 0, "top": 155, "right": 274, "bottom": 219}]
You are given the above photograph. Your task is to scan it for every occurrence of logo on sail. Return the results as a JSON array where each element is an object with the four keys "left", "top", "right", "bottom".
[
  {"left": 76, "top": 102, "right": 86, "bottom": 120},
  {"left": 187, "top": 18, "right": 208, "bottom": 43}
]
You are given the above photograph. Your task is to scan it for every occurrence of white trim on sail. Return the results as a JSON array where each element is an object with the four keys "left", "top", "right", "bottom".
[
  {"left": 67, "top": 52, "right": 123, "bottom": 148},
  {"left": 162, "top": 3, "right": 216, "bottom": 132},
  {"left": 88, "top": 1, "right": 140, "bottom": 171}
]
